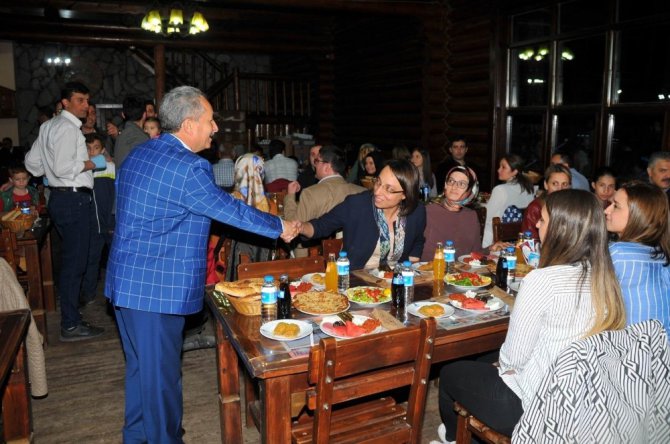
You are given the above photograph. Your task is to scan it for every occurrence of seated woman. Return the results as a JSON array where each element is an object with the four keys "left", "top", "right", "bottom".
[
  {"left": 299, "top": 159, "right": 426, "bottom": 270},
  {"left": 437, "top": 189, "right": 625, "bottom": 440},
  {"left": 421, "top": 166, "right": 481, "bottom": 261},
  {"left": 591, "top": 166, "right": 617, "bottom": 208},
  {"left": 481, "top": 154, "right": 535, "bottom": 248},
  {"left": 357, "top": 150, "right": 386, "bottom": 189},
  {"left": 605, "top": 181, "right": 670, "bottom": 338},
  {"left": 411, "top": 147, "right": 438, "bottom": 198},
  {"left": 347, "top": 142, "right": 376, "bottom": 184},
  {"left": 521, "top": 164, "right": 571, "bottom": 240}
]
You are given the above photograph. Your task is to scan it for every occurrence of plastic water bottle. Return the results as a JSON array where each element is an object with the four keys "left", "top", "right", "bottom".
[
  {"left": 505, "top": 246, "right": 517, "bottom": 284},
  {"left": 260, "top": 275, "right": 277, "bottom": 324},
  {"left": 401, "top": 260, "right": 415, "bottom": 306},
  {"left": 444, "top": 240, "right": 456, "bottom": 275},
  {"left": 337, "top": 251, "right": 350, "bottom": 294}
]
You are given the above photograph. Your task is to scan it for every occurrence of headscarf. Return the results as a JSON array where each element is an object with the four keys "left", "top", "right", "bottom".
[
  {"left": 233, "top": 153, "right": 269, "bottom": 211},
  {"left": 444, "top": 166, "right": 479, "bottom": 208}
]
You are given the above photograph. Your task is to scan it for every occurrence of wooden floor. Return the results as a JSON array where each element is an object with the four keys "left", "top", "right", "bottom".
[{"left": 31, "top": 285, "right": 444, "bottom": 443}]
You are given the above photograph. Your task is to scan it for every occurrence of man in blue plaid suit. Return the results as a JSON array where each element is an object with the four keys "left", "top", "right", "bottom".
[{"left": 105, "top": 86, "right": 300, "bottom": 444}]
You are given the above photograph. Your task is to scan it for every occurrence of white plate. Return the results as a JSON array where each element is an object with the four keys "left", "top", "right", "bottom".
[
  {"left": 444, "top": 273, "right": 493, "bottom": 290},
  {"left": 447, "top": 295, "right": 505, "bottom": 312},
  {"left": 366, "top": 268, "right": 393, "bottom": 282},
  {"left": 320, "top": 315, "right": 383, "bottom": 339},
  {"left": 346, "top": 286, "right": 391, "bottom": 306},
  {"left": 259, "top": 320, "right": 313, "bottom": 341},
  {"left": 407, "top": 301, "right": 455, "bottom": 319},
  {"left": 457, "top": 255, "right": 488, "bottom": 268},
  {"left": 301, "top": 272, "right": 326, "bottom": 290}
]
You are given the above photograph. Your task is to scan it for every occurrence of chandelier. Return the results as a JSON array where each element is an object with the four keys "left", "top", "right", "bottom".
[
  {"left": 45, "top": 47, "right": 72, "bottom": 76},
  {"left": 141, "top": 5, "right": 209, "bottom": 36}
]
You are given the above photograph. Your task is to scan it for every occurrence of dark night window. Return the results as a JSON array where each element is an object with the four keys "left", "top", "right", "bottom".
[
  {"left": 508, "top": 113, "right": 545, "bottom": 172},
  {"left": 557, "top": 35, "right": 606, "bottom": 105},
  {"left": 512, "top": 9, "right": 551, "bottom": 43},
  {"left": 559, "top": 0, "right": 610, "bottom": 33},
  {"left": 554, "top": 113, "right": 597, "bottom": 179},
  {"left": 610, "top": 113, "right": 663, "bottom": 182},
  {"left": 510, "top": 45, "right": 550, "bottom": 107},
  {"left": 618, "top": 0, "right": 670, "bottom": 21}
]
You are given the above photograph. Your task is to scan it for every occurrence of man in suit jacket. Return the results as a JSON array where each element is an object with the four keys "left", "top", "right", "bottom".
[
  {"left": 105, "top": 86, "right": 300, "bottom": 444},
  {"left": 283, "top": 145, "right": 366, "bottom": 222}
]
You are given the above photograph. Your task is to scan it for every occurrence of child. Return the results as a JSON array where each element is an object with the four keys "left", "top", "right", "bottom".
[
  {"left": 143, "top": 117, "right": 161, "bottom": 139},
  {"left": 80, "top": 133, "right": 116, "bottom": 306},
  {"left": 0, "top": 166, "right": 40, "bottom": 212}
]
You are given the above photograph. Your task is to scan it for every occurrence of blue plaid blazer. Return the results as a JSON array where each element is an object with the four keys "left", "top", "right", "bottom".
[{"left": 105, "top": 133, "right": 282, "bottom": 315}]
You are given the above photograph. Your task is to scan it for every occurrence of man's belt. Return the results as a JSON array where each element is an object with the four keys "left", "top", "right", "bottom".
[{"left": 50, "top": 186, "right": 92, "bottom": 194}]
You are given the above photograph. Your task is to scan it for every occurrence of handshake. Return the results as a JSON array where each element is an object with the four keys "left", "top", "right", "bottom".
[{"left": 280, "top": 220, "right": 303, "bottom": 243}]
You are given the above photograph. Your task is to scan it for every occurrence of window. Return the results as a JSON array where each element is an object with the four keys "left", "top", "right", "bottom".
[
  {"left": 510, "top": 46, "right": 550, "bottom": 107},
  {"left": 512, "top": 9, "right": 551, "bottom": 43},
  {"left": 557, "top": 36, "right": 606, "bottom": 105},
  {"left": 618, "top": 0, "right": 670, "bottom": 21},
  {"left": 508, "top": 113, "right": 545, "bottom": 172},
  {"left": 610, "top": 113, "right": 663, "bottom": 182},
  {"left": 554, "top": 113, "right": 597, "bottom": 179},
  {"left": 559, "top": 0, "right": 609, "bottom": 33}
]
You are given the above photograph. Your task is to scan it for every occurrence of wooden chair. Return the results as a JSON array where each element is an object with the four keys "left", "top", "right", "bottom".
[
  {"left": 454, "top": 402, "right": 511, "bottom": 444},
  {"left": 492, "top": 216, "right": 523, "bottom": 244},
  {"left": 237, "top": 255, "right": 325, "bottom": 280},
  {"left": 321, "top": 238, "right": 343, "bottom": 258},
  {"left": 0, "top": 229, "right": 19, "bottom": 272},
  {"left": 291, "top": 318, "right": 437, "bottom": 444}
]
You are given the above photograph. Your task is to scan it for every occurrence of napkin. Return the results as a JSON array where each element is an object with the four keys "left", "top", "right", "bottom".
[{"left": 371, "top": 308, "right": 405, "bottom": 330}]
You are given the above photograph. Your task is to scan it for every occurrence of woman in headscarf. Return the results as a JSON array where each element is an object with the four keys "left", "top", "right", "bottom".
[{"left": 421, "top": 166, "right": 481, "bottom": 260}]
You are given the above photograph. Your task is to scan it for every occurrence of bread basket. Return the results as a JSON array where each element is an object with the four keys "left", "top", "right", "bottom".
[
  {"left": 227, "top": 294, "right": 262, "bottom": 316},
  {"left": 0, "top": 212, "right": 37, "bottom": 234}
]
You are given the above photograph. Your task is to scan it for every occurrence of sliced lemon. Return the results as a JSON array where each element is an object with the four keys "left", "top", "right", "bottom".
[{"left": 383, "top": 288, "right": 392, "bottom": 298}]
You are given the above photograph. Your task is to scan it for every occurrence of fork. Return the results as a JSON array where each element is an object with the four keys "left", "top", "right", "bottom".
[{"left": 337, "top": 311, "right": 354, "bottom": 323}]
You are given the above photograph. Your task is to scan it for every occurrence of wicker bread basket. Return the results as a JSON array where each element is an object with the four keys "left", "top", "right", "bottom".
[
  {"left": 0, "top": 212, "right": 37, "bottom": 234},
  {"left": 227, "top": 294, "right": 262, "bottom": 316}
]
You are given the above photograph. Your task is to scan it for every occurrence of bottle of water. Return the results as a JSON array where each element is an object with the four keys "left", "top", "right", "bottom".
[
  {"left": 401, "top": 260, "right": 415, "bottom": 306},
  {"left": 337, "top": 251, "right": 350, "bottom": 294},
  {"left": 444, "top": 240, "right": 456, "bottom": 275},
  {"left": 261, "top": 275, "right": 278, "bottom": 324},
  {"left": 505, "top": 246, "right": 517, "bottom": 284}
]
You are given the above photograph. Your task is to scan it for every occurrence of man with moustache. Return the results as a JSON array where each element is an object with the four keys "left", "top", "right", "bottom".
[
  {"left": 648, "top": 151, "right": 670, "bottom": 201},
  {"left": 25, "top": 81, "right": 107, "bottom": 341},
  {"left": 105, "top": 86, "right": 301, "bottom": 443}
]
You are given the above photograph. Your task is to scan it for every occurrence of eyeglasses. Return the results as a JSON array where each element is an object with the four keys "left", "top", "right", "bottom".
[
  {"left": 373, "top": 177, "right": 404, "bottom": 194},
  {"left": 446, "top": 179, "right": 469, "bottom": 189},
  {"left": 313, "top": 158, "right": 330, "bottom": 164}
]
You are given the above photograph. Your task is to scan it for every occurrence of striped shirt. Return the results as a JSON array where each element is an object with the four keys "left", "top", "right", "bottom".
[
  {"left": 609, "top": 242, "right": 670, "bottom": 339},
  {"left": 498, "top": 264, "right": 596, "bottom": 409}
]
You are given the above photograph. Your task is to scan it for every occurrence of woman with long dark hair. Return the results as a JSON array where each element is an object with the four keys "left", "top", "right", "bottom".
[
  {"left": 411, "top": 147, "right": 437, "bottom": 197},
  {"left": 436, "top": 189, "right": 625, "bottom": 441}
]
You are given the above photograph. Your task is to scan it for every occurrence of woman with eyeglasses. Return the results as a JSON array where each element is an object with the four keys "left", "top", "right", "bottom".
[
  {"left": 421, "top": 166, "right": 481, "bottom": 260},
  {"left": 299, "top": 159, "right": 426, "bottom": 270}
]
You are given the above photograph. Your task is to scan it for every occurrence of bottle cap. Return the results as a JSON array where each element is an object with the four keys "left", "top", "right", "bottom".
[
  {"left": 264, "top": 275, "right": 273, "bottom": 282},
  {"left": 446, "top": 240, "right": 454, "bottom": 246},
  {"left": 506, "top": 247, "right": 515, "bottom": 253},
  {"left": 280, "top": 274, "right": 288, "bottom": 280},
  {"left": 524, "top": 231, "right": 532, "bottom": 237},
  {"left": 402, "top": 260, "right": 411, "bottom": 267},
  {"left": 338, "top": 251, "right": 347, "bottom": 258}
]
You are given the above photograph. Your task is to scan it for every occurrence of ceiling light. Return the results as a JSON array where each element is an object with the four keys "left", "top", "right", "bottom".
[{"left": 141, "top": 5, "right": 209, "bottom": 37}]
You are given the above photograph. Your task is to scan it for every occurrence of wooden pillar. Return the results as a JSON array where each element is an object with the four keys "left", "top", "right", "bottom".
[{"left": 154, "top": 43, "right": 165, "bottom": 104}]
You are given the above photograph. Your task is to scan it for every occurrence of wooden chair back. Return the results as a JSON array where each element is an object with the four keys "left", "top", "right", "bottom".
[
  {"left": 0, "top": 229, "right": 19, "bottom": 272},
  {"left": 298, "top": 318, "right": 436, "bottom": 444},
  {"left": 237, "top": 255, "right": 325, "bottom": 281},
  {"left": 321, "top": 238, "right": 343, "bottom": 259},
  {"left": 492, "top": 216, "right": 522, "bottom": 243},
  {"left": 454, "top": 402, "right": 511, "bottom": 444}
]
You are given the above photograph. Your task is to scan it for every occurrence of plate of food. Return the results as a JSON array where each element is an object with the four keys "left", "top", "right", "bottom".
[
  {"left": 346, "top": 286, "right": 391, "bottom": 306},
  {"left": 448, "top": 292, "right": 504, "bottom": 312},
  {"left": 407, "top": 301, "right": 455, "bottom": 319},
  {"left": 214, "top": 277, "right": 264, "bottom": 297},
  {"left": 444, "top": 272, "right": 492, "bottom": 290},
  {"left": 301, "top": 272, "right": 326, "bottom": 290},
  {"left": 293, "top": 291, "right": 350, "bottom": 315},
  {"left": 411, "top": 261, "right": 434, "bottom": 272},
  {"left": 458, "top": 252, "right": 495, "bottom": 269},
  {"left": 366, "top": 268, "right": 394, "bottom": 282},
  {"left": 320, "top": 314, "right": 383, "bottom": 339},
  {"left": 260, "top": 320, "right": 313, "bottom": 341},
  {"left": 290, "top": 280, "right": 314, "bottom": 294}
]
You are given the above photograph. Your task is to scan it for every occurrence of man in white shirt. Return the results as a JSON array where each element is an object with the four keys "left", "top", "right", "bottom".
[
  {"left": 25, "top": 82, "right": 106, "bottom": 342},
  {"left": 264, "top": 139, "right": 298, "bottom": 184}
]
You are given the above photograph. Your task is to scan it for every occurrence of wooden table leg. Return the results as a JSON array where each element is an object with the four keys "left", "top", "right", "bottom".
[
  {"left": 1, "top": 343, "right": 32, "bottom": 442},
  {"left": 40, "top": 231, "right": 56, "bottom": 312},
  {"left": 244, "top": 372, "right": 257, "bottom": 428},
  {"left": 259, "top": 377, "right": 292, "bottom": 444},
  {"left": 215, "top": 321, "right": 242, "bottom": 444}
]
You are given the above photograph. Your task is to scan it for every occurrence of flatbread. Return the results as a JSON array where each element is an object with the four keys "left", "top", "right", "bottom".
[
  {"left": 215, "top": 278, "right": 265, "bottom": 298},
  {"left": 418, "top": 261, "right": 433, "bottom": 271},
  {"left": 293, "top": 291, "right": 349, "bottom": 314}
]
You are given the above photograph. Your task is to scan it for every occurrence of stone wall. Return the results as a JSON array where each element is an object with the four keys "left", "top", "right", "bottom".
[{"left": 14, "top": 43, "right": 270, "bottom": 147}]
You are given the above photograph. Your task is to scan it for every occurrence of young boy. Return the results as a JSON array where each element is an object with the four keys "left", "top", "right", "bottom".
[
  {"left": 143, "top": 116, "right": 161, "bottom": 139},
  {"left": 0, "top": 166, "right": 40, "bottom": 212},
  {"left": 81, "top": 133, "right": 116, "bottom": 306}
]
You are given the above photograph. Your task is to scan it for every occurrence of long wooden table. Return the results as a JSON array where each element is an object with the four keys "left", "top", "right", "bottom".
[
  {"left": 0, "top": 309, "right": 32, "bottom": 443},
  {"left": 206, "top": 274, "right": 512, "bottom": 444}
]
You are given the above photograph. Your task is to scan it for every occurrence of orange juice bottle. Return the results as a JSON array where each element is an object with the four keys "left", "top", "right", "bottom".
[
  {"left": 325, "top": 253, "right": 338, "bottom": 292},
  {"left": 433, "top": 242, "right": 445, "bottom": 280}
]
